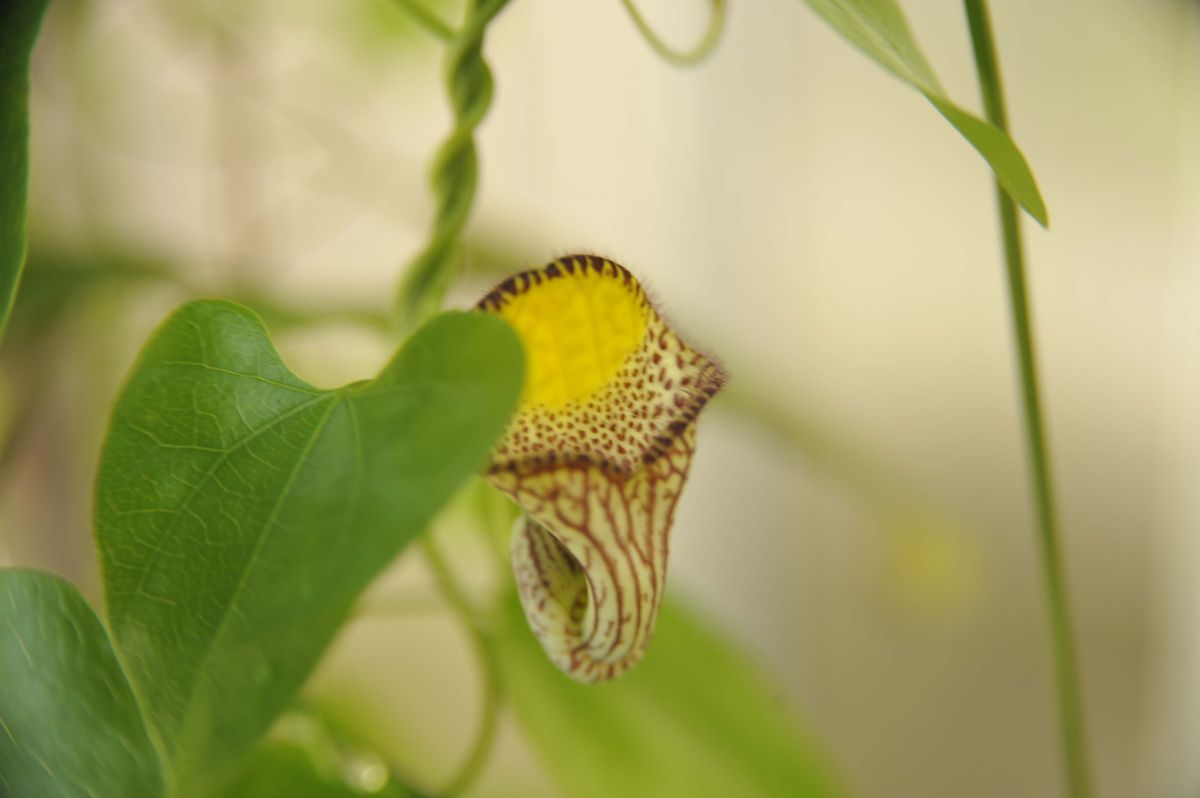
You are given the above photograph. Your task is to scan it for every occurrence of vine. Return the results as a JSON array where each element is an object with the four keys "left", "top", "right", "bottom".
[
  {"left": 388, "top": 2, "right": 514, "bottom": 792},
  {"left": 395, "top": 0, "right": 513, "bottom": 329}
]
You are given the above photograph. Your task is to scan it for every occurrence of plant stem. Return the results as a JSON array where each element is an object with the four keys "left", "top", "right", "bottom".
[
  {"left": 395, "top": 0, "right": 512, "bottom": 330},
  {"left": 419, "top": 534, "right": 503, "bottom": 798},
  {"left": 961, "top": 3, "right": 1091, "bottom": 796},
  {"left": 396, "top": 3, "right": 511, "bottom": 787}
]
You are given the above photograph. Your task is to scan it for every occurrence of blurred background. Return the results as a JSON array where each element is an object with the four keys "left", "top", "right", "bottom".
[{"left": 2, "top": 0, "right": 1198, "bottom": 796}]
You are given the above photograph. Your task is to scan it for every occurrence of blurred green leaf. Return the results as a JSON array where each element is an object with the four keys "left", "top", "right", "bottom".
[
  {"left": 222, "top": 739, "right": 415, "bottom": 798},
  {"left": 0, "top": 568, "right": 165, "bottom": 798},
  {"left": 0, "top": 0, "right": 51, "bottom": 346},
  {"left": 5, "top": 246, "right": 390, "bottom": 350},
  {"left": 800, "top": 0, "right": 1048, "bottom": 225},
  {"left": 325, "top": 0, "right": 456, "bottom": 62},
  {"left": 96, "top": 302, "right": 523, "bottom": 794},
  {"left": 497, "top": 593, "right": 844, "bottom": 798},
  {"left": 4, "top": 250, "right": 170, "bottom": 347}
]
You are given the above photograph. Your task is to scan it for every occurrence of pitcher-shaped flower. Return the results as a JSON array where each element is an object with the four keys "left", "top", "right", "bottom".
[{"left": 478, "top": 255, "right": 725, "bottom": 681}]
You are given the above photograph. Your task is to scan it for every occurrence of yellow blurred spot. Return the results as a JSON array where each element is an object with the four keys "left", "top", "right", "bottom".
[
  {"left": 496, "top": 268, "right": 647, "bottom": 408},
  {"left": 883, "top": 514, "right": 983, "bottom": 624},
  {"left": 343, "top": 756, "right": 388, "bottom": 793}
]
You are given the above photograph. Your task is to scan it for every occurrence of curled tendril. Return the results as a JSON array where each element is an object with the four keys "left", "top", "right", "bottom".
[
  {"left": 477, "top": 255, "right": 726, "bottom": 681},
  {"left": 619, "top": 0, "right": 726, "bottom": 67},
  {"left": 396, "top": 0, "right": 512, "bottom": 328}
]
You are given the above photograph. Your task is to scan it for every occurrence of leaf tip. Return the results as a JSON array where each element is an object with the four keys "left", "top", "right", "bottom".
[{"left": 1025, "top": 193, "right": 1050, "bottom": 228}]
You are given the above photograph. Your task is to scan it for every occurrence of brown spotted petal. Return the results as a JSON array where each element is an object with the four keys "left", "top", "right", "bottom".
[{"left": 477, "top": 255, "right": 725, "bottom": 682}]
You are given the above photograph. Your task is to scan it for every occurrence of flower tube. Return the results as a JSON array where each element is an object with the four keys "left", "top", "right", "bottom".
[{"left": 478, "top": 255, "right": 725, "bottom": 681}]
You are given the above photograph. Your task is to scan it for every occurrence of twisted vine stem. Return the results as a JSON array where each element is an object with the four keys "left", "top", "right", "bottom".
[
  {"left": 384, "top": 3, "right": 514, "bottom": 793},
  {"left": 395, "top": 0, "right": 513, "bottom": 328}
]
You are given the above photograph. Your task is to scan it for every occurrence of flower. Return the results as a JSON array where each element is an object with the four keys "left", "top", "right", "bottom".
[{"left": 478, "top": 255, "right": 726, "bottom": 681}]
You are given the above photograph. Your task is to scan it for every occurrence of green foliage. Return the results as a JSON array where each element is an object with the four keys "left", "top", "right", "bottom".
[
  {"left": 800, "top": 0, "right": 1048, "bottom": 225},
  {"left": 0, "top": 1, "right": 1067, "bottom": 795},
  {"left": 496, "top": 593, "right": 844, "bottom": 798},
  {"left": 0, "top": 0, "right": 51, "bottom": 346},
  {"left": 221, "top": 739, "right": 416, "bottom": 798},
  {"left": 5, "top": 251, "right": 169, "bottom": 348},
  {"left": 95, "top": 302, "right": 523, "bottom": 794},
  {"left": 0, "top": 569, "right": 165, "bottom": 798}
]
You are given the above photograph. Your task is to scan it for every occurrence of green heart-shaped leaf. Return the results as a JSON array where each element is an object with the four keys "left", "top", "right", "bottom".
[
  {"left": 96, "top": 301, "right": 523, "bottom": 794},
  {"left": 0, "top": 568, "right": 165, "bottom": 798}
]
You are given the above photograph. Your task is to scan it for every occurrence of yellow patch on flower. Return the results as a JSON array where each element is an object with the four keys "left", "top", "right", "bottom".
[
  {"left": 492, "top": 265, "right": 647, "bottom": 408},
  {"left": 478, "top": 255, "right": 726, "bottom": 682}
]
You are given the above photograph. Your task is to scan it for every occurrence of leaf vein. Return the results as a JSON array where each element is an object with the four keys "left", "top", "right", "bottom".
[
  {"left": 160, "top": 360, "right": 320, "bottom": 395},
  {"left": 170, "top": 393, "right": 345, "bottom": 753},
  {"left": 119, "top": 393, "right": 332, "bottom": 611}
]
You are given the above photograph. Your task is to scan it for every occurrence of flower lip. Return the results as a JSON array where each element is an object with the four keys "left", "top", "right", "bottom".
[{"left": 478, "top": 254, "right": 726, "bottom": 479}]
